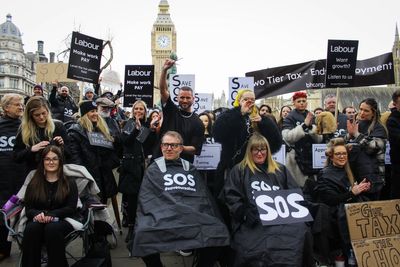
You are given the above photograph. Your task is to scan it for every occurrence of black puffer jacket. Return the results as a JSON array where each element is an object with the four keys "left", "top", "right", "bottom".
[
  {"left": 68, "top": 123, "right": 118, "bottom": 199},
  {"left": 49, "top": 86, "right": 78, "bottom": 122},
  {"left": 0, "top": 116, "right": 26, "bottom": 206}
]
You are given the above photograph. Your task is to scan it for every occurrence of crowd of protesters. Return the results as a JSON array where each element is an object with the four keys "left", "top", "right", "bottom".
[{"left": 1, "top": 59, "right": 400, "bottom": 266}]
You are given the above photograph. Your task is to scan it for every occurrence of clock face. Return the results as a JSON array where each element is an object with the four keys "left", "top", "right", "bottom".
[{"left": 157, "top": 35, "right": 171, "bottom": 49}]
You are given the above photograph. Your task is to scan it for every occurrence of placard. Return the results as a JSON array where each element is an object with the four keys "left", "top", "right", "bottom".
[
  {"left": 385, "top": 142, "right": 391, "bottom": 165},
  {"left": 326, "top": 39, "right": 359, "bottom": 88},
  {"left": 87, "top": 132, "right": 113, "bottom": 149},
  {"left": 193, "top": 93, "right": 213, "bottom": 114},
  {"left": 168, "top": 74, "right": 195, "bottom": 105},
  {"left": 67, "top": 31, "right": 103, "bottom": 83},
  {"left": 272, "top": 145, "right": 286, "bottom": 165},
  {"left": 345, "top": 200, "right": 400, "bottom": 267},
  {"left": 124, "top": 65, "right": 154, "bottom": 108},
  {"left": 228, "top": 77, "right": 254, "bottom": 108},
  {"left": 253, "top": 189, "right": 313, "bottom": 226},
  {"left": 312, "top": 144, "right": 327, "bottom": 169},
  {"left": 193, "top": 143, "right": 221, "bottom": 170},
  {"left": 36, "top": 63, "right": 76, "bottom": 83}
]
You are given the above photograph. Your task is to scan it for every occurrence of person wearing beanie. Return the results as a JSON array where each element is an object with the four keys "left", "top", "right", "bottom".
[
  {"left": 83, "top": 86, "right": 97, "bottom": 101},
  {"left": 48, "top": 82, "right": 78, "bottom": 122},
  {"left": 24, "top": 84, "right": 45, "bottom": 104},
  {"left": 282, "top": 91, "right": 322, "bottom": 188},
  {"left": 68, "top": 100, "right": 119, "bottom": 203}
]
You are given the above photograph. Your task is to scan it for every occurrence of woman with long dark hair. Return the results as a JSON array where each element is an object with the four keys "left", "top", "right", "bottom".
[
  {"left": 347, "top": 98, "right": 387, "bottom": 199},
  {"left": 22, "top": 145, "right": 78, "bottom": 267},
  {"left": 14, "top": 96, "right": 69, "bottom": 174}
]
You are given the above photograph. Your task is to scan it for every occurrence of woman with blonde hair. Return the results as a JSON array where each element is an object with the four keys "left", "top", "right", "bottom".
[
  {"left": 68, "top": 100, "right": 118, "bottom": 203},
  {"left": 224, "top": 133, "right": 311, "bottom": 266},
  {"left": 14, "top": 96, "right": 69, "bottom": 174}
]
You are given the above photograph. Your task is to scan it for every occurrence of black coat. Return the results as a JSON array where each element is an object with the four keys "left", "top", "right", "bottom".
[
  {"left": 224, "top": 163, "right": 310, "bottom": 266},
  {"left": 48, "top": 86, "right": 78, "bottom": 122},
  {"left": 13, "top": 120, "right": 70, "bottom": 175},
  {"left": 68, "top": 123, "right": 118, "bottom": 199},
  {"left": 0, "top": 116, "right": 26, "bottom": 205},
  {"left": 387, "top": 109, "right": 400, "bottom": 165}
]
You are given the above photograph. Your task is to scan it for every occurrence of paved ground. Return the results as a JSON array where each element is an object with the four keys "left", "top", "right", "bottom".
[{"left": 1, "top": 194, "right": 195, "bottom": 267}]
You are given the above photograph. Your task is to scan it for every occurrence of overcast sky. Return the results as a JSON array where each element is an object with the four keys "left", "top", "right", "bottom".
[{"left": 3, "top": 0, "right": 400, "bottom": 98}]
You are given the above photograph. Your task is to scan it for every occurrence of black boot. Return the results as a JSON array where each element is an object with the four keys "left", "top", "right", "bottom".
[{"left": 125, "top": 225, "right": 134, "bottom": 243}]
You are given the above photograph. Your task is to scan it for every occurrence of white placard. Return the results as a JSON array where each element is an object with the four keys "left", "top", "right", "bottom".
[
  {"left": 272, "top": 145, "right": 286, "bottom": 165},
  {"left": 169, "top": 74, "right": 195, "bottom": 106},
  {"left": 193, "top": 143, "right": 221, "bottom": 170},
  {"left": 194, "top": 93, "right": 213, "bottom": 114},
  {"left": 385, "top": 142, "right": 391, "bottom": 165},
  {"left": 312, "top": 144, "right": 327, "bottom": 169},
  {"left": 228, "top": 77, "right": 254, "bottom": 108}
]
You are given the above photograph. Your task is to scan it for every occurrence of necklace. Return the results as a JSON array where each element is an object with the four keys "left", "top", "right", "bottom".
[{"left": 179, "top": 110, "right": 194, "bottom": 118}]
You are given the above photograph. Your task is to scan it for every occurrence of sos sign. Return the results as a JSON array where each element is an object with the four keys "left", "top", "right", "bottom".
[{"left": 253, "top": 189, "right": 313, "bottom": 226}]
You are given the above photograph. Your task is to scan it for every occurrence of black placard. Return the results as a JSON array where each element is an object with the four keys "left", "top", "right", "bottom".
[
  {"left": 124, "top": 65, "right": 154, "bottom": 108},
  {"left": 325, "top": 39, "right": 359, "bottom": 87},
  {"left": 87, "top": 132, "right": 113, "bottom": 149},
  {"left": 246, "top": 52, "right": 394, "bottom": 99},
  {"left": 67, "top": 31, "right": 103, "bottom": 83},
  {"left": 253, "top": 189, "right": 313, "bottom": 226}
]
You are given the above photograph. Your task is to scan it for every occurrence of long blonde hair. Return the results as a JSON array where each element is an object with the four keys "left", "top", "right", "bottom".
[
  {"left": 78, "top": 113, "right": 113, "bottom": 141},
  {"left": 21, "top": 96, "right": 55, "bottom": 146},
  {"left": 240, "top": 133, "right": 280, "bottom": 174},
  {"left": 325, "top": 138, "right": 355, "bottom": 185}
]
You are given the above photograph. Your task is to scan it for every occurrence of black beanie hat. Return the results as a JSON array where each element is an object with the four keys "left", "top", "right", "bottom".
[{"left": 80, "top": 101, "right": 97, "bottom": 117}]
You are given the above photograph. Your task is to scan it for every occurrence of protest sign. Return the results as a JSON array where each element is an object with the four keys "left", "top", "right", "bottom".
[
  {"left": 228, "top": 77, "right": 254, "bottom": 108},
  {"left": 345, "top": 200, "right": 400, "bottom": 267},
  {"left": 193, "top": 143, "right": 221, "bottom": 170},
  {"left": 168, "top": 74, "right": 195, "bottom": 105},
  {"left": 36, "top": 63, "right": 76, "bottom": 83},
  {"left": 325, "top": 39, "right": 359, "bottom": 88},
  {"left": 124, "top": 65, "right": 154, "bottom": 108},
  {"left": 67, "top": 31, "right": 103, "bottom": 83},
  {"left": 246, "top": 52, "right": 395, "bottom": 98},
  {"left": 253, "top": 189, "right": 313, "bottom": 226},
  {"left": 385, "top": 142, "right": 391, "bottom": 165},
  {"left": 312, "top": 144, "right": 327, "bottom": 169},
  {"left": 193, "top": 93, "right": 213, "bottom": 114}
]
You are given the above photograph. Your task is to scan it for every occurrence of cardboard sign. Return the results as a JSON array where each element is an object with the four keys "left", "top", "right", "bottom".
[
  {"left": 87, "top": 132, "right": 113, "bottom": 149},
  {"left": 326, "top": 39, "right": 359, "bottom": 88},
  {"left": 228, "top": 77, "right": 254, "bottom": 108},
  {"left": 193, "top": 143, "right": 221, "bottom": 170},
  {"left": 253, "top": 189, "right": 313, "bottom": 226},
  {"left": 345, "top": 200, "right": 400, "bottom": 267},
  {"left": 36, "top": 63, "right": 76, "bottom": 83},
  {"left": 168, "top": 74, "right": 195, "bottom": 105},
  {"left": 124, "top": 65, "right": 154, "bottom": 108},
  {"left": 312, "top": 144, "right": 327, "bottom": 169},
  {"left": 67, "top": 31, "right": 103, "bottom": 83},
  {"left": 272, "top": 145, "right": 286, "bottom": 165},
  {"left": 193, "top": 93, "right": 213, "bottom": 114},
  {"left": 385, "top": 142, "right": 391, "bottom": 165}
]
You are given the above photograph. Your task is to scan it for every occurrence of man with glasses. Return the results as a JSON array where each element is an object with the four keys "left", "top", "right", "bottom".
[
  {"left": 323, "top": 94, "right": 347, "bottom": 137},
  {"left": 49, "top": 82, "right": 78, "bottom": 122},
  {"left": 132, "top": 131, "right": 229, "bottom": 266},
  {"left": 155, "top": 59, "right": 204, "bottom": 163}
]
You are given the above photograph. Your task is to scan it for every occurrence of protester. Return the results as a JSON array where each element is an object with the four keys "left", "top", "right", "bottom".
[
  {"left": 384, "top": 90, "right": 400, "bottom": 199},
  {"left": 277, "top": 105, "right": 292, "bottom": 130},
  {"left": 48, "top": 83, "right": 78, "bottom": 122},
  {"left": 258, "top": 104, "right": 272, "bottom": 116},
  {"left": 83, "top": 86, "right": 97, "bottom": 101},
  {"left": 324, "top": 94, "right": 347, "bottom": 137},
  {"left": 0, "top": 94, "right": 26, "bottom": 261},
  {"left": 119, "top": 100, "right": 157, "bottom": 242},
  {"left": 21, "top": 145, "right": 78, "bottom": 267},
  {"left": 342, "top": 106, "right": 356, "bottom": 120},
  {"left": 346, "top": 98, "right": 387, "bottom": 199},
  {"left": 132, "top": 131, "right": 230, "bottom": 267},
  {"left": 224, "top": 133, "right": 312, "bottom": 266},
  {"left": 68, "top": 101, "right": 119, "bottom": 203},
  {"left": 14, "top": 96, "right": 69, "bottom": 174},
  {"left": 282, "top": 91, "right": 322, "bottom": 187},
  {"left": 24, "top": 84, "right": 45, "bottom": 105},
  {"left": 214, "top": 89, "right": 282, "bottom": 196},
  {"left": 313, "top": 107, "right": 323, "bottom": 116},
  {"left": 315, "top": 138, "right": 370, "bottom": 264}
]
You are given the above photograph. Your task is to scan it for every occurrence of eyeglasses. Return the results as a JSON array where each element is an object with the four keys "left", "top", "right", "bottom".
[
  {"left": 242, "top": 97, "right": 255, "bottom": 103},
  {"left": 252, "top": 148, "right": 267, "bottom": 154},
  {"left": 334, "top": 152, "right": 348, "bottom": 157},
  {"left": 161, "top": 143, "right": 182, "bottom": 149},
  {"left": 10, "top": 103, "right": 24, "bottom": 107},
  {"left": 44, "top": 157, "right": 59, "bottom": 163}
]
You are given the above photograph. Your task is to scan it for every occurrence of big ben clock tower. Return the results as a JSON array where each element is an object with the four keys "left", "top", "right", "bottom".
[{"left": 152, "top": 0, "right": 177, "bottom": 106}]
